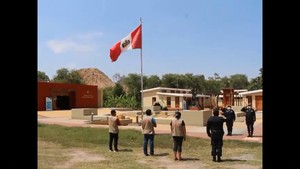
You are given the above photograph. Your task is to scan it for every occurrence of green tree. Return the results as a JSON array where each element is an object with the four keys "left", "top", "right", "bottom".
[
  {"left": 161, "top": 73, "right": 179, "bottom": 88},
  {"left": 229, "top": 74, "right": 249, "bottom": 89},
  {"left": 122, "top": 73, "right": 142, "bottom": 104},
  {"left": 248, "top": 68, "right": 262, "bottom": 90},
  {"left": 38, "top": 70, "right": 50, "bottom": 82},
  {"left": 52, "top": 68, "right": 83, "bottom": 84},
  {"left": 112, "top": 83, "right": 125, "bottom": 97},
  {"left": 145, "top": 75, "right": 161, "bottom": 89},
  {"left": 204, "top": 79, "right": 221, "bottom": 95}
]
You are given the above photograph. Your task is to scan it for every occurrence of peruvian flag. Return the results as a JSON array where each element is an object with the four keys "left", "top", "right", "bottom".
[{"left": 110, "top": 25, "right": 142, "bottom": 62}]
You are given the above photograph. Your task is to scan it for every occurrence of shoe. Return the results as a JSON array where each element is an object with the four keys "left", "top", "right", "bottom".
[
  {"left": 212, "top": 156, "right": 216, "bottom": 162},
  {"left": 145, "top": 154, "right": 150, "bottom": 156},
  {"left": 150, "top": 153, "right": 154, "bottom": 156},
  {"left": 217, "top": 156, "right": 222, "bottom": 162},
  {"left": 178, "top": 158, "right": 182, "bottom": 161},
  {"left": 226, "top": 134, "right": 230, "bottom": 136},
  {"left": 247, "top": 135, "right": 251, "bottom": 137},
  {"left": 109, "top": 149, "right": 113, "bottom": 152},
  {"left": 174, "top": 157, "right": 178, "bottom": 161},
  {"left": 114, "top": 149, "right": 119, "bottom": 152}
]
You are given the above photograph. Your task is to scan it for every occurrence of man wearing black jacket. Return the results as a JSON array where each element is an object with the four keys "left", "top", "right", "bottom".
[
  {"left": 206, "top": 107, "right": 226, "bottom": 162},
  {"left": 241, "top": 104, "right": 256, "bottom": 137},
  {"left": 223, "top": 105, "right": 236, "bottom": 136}
]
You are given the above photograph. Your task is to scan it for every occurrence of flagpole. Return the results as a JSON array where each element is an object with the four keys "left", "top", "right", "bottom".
[{"left": 140, "top": 17, "right": 144, "bottom": 121}]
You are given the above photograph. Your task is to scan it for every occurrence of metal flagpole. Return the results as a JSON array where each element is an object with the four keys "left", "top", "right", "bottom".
[{"left": 140, "top": 17, "right": 144, "bottom": 121}]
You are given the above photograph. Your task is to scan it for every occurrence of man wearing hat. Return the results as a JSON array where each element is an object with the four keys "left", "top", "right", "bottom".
[{"left": 223, "top": 105, "right": 236, "bottom": 136}]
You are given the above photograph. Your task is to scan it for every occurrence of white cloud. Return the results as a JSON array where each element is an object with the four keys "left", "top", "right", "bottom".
[
  {"left": 47, "top": 40, "right": 95, "bottom": 54},
  {"left": 77, "top": 32, "right": 103, "bottom": 40}
]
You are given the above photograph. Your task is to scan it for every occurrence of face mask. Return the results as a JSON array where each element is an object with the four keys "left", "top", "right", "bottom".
[{"left": 228, "top": 107, "right": 231, "bottom": 110}]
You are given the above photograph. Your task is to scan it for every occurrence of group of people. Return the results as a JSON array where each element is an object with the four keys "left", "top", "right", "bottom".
[
  {"left": 107, "top": 104, "right": 256, "bottom": 162},
  {"left": 206, "top": 104, "right": 257, "bottom": 162}
]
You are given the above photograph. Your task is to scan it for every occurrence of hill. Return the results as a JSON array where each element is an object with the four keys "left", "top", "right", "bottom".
[{"left": 77, "top": 68, "right": 115, "bottom": 89}]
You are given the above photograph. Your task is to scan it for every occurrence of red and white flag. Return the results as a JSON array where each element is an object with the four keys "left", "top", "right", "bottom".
[{"left": 110, "top": 25, "right": 142, "bottom": 62}]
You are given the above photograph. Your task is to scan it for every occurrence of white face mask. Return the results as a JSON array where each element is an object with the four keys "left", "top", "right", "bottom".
[{"left": 227, "top": 107, "right": 231, "bottom": 110}]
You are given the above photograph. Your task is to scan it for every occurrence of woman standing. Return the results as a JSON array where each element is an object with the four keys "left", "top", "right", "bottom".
[{"left": 170, "top": 111, "right": 186, "bottom": 161}]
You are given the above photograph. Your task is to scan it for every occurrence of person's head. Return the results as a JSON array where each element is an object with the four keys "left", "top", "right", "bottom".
[
  {"left": 247, "top": 104, "right": 252, "bottom": 109},
  {"left": 146, "top": 109, "right": 152, "bottom": 116},
  {"left": 213, "top": 107, "right": 219, "bottom": 116},
  {"left": 227, "top": 105, "right": 232, "bottom": 110},
  {"left": 111, "top": 109, "right": 116, "bottom": 116},
  {"left": 175, "top": 111, "right": 181, "bottom": 119}
]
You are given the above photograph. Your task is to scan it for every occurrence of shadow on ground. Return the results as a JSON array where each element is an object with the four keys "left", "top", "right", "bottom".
[
  {"left": 179, "top": 157, "right": 200, "bottom": 161},
  {"left": 221, "top": 159, "right": 247, "bottom": 162}
]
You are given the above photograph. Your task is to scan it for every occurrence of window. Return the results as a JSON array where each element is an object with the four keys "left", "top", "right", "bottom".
[
  {"left": 175, "top": 97, "right": 179, "bottom": 108},
  {"left": 152, "top": 97, "right": 156, "bottom": 105},
  {"left": 167, "top": 97, "right": 171, "bottom": 108}
]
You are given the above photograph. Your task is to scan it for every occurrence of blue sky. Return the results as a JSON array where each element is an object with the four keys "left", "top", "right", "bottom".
[{"left": 38, "top": 0, "right": 262, "bottom": 81}]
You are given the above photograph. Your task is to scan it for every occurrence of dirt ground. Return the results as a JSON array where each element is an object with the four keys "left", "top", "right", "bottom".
[{"left": 39, "top": 140, "right": 261, "bottom": 169}]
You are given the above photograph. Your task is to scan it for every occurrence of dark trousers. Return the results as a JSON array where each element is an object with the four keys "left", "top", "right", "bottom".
[
  {"left": 143, "top": 134, "right": 154, "bottom": 155},
  {"left": 172, "top": 136, "right": 184, "bottom": 152},
  {"left": 226, "top": 121, "right": 234, "bottom": 134},
  {"left": 210, "top": 133, "right": 223, "bottom": 157},
  {"left": 246, "top": 121, "right": 254, "bottom": 135},
  {"left": 109, "top": 132, "right": 119, "bottom": 151}
]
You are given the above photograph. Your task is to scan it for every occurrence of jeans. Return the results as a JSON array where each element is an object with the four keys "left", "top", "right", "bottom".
[{"left": 143, "top": 134, "right": 154, "bottom": 155}]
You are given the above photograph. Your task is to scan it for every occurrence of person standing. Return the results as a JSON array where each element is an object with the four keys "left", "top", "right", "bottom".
[
  {"left": 170, "top": 111, "right": 186, "bottom": 161},
  {"left": 142, "top": 109, "right": 157, "bottom": 156},
  {"left": 223, "top": 105, "right": 236, "bottom": 136},
  {"left": 182, "top": 98, "right": 187, "bottom": 110},
  {"left": 206, "top": 107, "right": 226, "bottom": 162},
  {"left": 108, "top": 109, "right": 121, "bottom": 152},
  {"left": 241, "top": 104, "right": 256, "bottom": 137}
]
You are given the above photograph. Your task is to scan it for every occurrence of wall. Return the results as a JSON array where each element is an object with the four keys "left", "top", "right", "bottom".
[
  {"left": 155, "top": 110, "right": 212, "bottom": 126},
  {"left": 38, "top": 82, "right": 98, "bottom": 111},
  {"left": 143, "top": 90, "right": 158, "bottom": 110}
]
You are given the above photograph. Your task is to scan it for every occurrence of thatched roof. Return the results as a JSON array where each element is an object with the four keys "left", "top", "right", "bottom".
[{"left": 77, "top": 68, "right": 115, "bottom": 89}]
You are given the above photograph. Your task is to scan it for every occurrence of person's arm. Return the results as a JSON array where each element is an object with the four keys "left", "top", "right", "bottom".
[
  {"left": 141, "top": 119, "right": 145, "bottom": 129},
  {"left": 206, "top": 120, "right": 211, "bottom": 137},
  {"left": 253, "top": 110, "right": 256, "bottom": 122},
  {"left": 170, "top": 121, "right": 173, "bottom": 135},
  {"left": 152, "top": 118, "right": 157, "bottom": 127},
  {"left": 116, "top": 118, "right": 121, "bottom": 126},
  {"left": 182, "top": 120, "right": 186, "bottom": 140},
  {"left": 233, "top": 110, "right": 236, "bottom": 121}
]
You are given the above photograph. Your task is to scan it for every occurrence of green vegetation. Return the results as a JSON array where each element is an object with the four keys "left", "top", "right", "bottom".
[{"left": 38, "top": 123, "right": 262, "bottom": 169}]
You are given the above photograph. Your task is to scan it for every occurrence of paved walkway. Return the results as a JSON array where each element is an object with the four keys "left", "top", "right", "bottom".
[{"left": 37, "top": 109, "right": 262, "bottom": 143}]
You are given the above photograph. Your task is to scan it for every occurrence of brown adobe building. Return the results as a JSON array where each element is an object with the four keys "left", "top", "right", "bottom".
[{"left": 38, "top": 81, "right": 99, "bottom": 111}]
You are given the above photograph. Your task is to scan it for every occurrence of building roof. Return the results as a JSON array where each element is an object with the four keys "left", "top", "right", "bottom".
[
  {"left": 141, "top": 87, "right": 191, "bottom": 93},
  {"left": 220, "top": 89, "right": 248, "bottom": 93},
  {"left": 239, "top": 89, "right": 263, "bottom": 96},
  {"left": 157, "top": 92, "right": 210, "bottom": 98}
]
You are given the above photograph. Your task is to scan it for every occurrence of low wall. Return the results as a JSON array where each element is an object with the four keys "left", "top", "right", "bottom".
[
  {"left": 155, "top": 110, "right": 211, "bottom": 126},
  {"left": 71, "top": 108, "right": 98, "bottom": 119}
]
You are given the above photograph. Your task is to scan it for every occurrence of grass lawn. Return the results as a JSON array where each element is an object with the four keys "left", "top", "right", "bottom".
[{"left": 38, "top": 123, "right": 262, "bottom": 169}]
